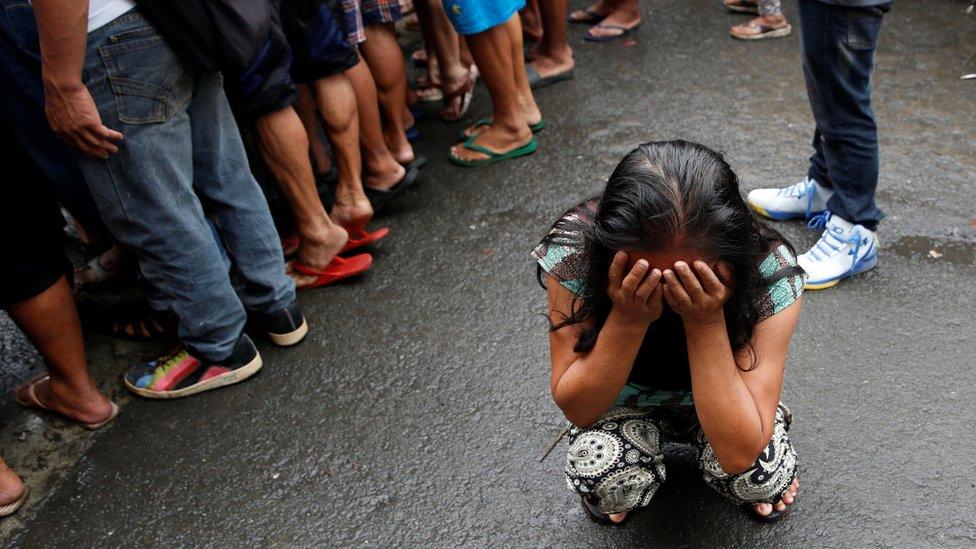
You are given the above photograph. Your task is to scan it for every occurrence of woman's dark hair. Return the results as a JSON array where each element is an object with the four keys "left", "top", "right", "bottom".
[{"left": 538, "top": 140, "right": 803, "bottom": 370}]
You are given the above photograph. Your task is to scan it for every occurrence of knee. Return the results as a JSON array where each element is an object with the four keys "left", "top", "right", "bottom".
[
  {"left": 564, "top": 410, "right": 666, "bottom": 514},
  {"left": 698, "top": 423, "right": 798, "bottom": 504}
]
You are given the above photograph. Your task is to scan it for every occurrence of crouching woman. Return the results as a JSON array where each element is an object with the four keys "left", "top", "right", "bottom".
[{"left": 533, "top": 141, "right": 804, "bottom": 524}]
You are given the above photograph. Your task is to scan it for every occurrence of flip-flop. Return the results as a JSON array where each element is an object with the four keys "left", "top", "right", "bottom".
[
  {"left": 404, "top": 156, "right": 428, "bottom": 170},
  {"left": 580, "top": 497, "right": 629, "bottom": 526},
  {"left": 448, "top": 136, "right": 538, "bottom": 167},
  {"left": 0, "top": 488, "right": 28, "bottom": 518},
  {"left": 584, "top": 23, "right": 641, "bottom": 42},
  {"left": 291, "top": 253, "right": 373, "bottom": 289},
  {"left": 457, "top": 118, "right": 545, "bottom": 142},
  {"left": 364, "top": 166, "right": 420, "bottom": 213},
  {"left": 746, "top": 498, "right": 794, "bottom": 524},
  {"left": 568, "top": 8, "right": 608, "bottom": 24},
  {"left": 730, "top": 22, "right": 792, "bottom": 40},
  {"left": 340, "top": 227, "right": 390, "bottom": 254},
  {"left": 14, "top": 375, "right": 119, "bottom": 430},
  {"left": 526, "top": 64, "right": 575, "bottom": 90}
]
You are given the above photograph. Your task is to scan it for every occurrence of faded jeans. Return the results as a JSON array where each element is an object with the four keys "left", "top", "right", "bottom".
[
  {"left": 800, "top": 0, "right": 891, "bottom": 231},
  {"left": 77, "top": 10, "right": 296, "bottom": 361}
]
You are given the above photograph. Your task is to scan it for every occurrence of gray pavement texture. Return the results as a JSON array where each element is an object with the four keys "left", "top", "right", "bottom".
[{"left": 2, "top": 0, "right": 976, "bottom": 546}]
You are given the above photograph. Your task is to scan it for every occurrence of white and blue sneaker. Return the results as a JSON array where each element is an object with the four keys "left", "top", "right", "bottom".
[
  {"left": 798, "top": 212, "right": 878, "bottom": 290},
  {"left": 746, "top": 177, "right": 833, "bottom": 221}
]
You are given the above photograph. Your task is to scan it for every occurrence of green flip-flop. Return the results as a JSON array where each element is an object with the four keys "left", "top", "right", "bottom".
[
  {"left": 448, "top": 136, "right": 538, "bottom": 167},
  {"left": 457, "top": 118, "right": 546, "bottom": 142}
]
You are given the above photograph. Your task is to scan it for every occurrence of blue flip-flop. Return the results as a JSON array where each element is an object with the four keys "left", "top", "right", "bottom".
[{"left": 584, "top": 23, "right": 641, "bottom": 43}]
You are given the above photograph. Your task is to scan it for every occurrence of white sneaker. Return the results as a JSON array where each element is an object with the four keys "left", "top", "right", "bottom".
[
  {"left": 746, "top": 177, "right": 833, "bottom": 221},
  {"left": 798, "top": 213, "right": 879, "bottom": 290}
]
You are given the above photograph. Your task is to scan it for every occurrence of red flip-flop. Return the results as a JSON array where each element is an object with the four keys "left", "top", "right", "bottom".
[
  {"left": 340, "top": 227, "right": 390, "bottom": 254},
  {"left": 291, "top": 253, "right": 373, "bottom": 289}
]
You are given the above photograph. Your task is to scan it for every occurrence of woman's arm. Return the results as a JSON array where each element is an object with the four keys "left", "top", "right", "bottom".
[
  {"left": 663, "top": 261, "right": 801, "bottom": 474},
  {"left": 547, "top": 253, "right": 664, "bottom": 427}
]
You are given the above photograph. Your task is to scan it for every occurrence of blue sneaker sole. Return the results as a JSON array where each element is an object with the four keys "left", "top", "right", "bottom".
[{"left": 805, "top": 252, "right": 878, "bottom": 290}]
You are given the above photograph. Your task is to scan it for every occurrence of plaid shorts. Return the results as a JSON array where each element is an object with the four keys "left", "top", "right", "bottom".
[{"left": 340, "top": 0, "right": 409, "bottom": 44}]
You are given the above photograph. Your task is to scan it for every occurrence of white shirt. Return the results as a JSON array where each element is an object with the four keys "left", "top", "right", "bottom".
[{"left": 88, "top": 0, "right": 136, "bottom": 32}]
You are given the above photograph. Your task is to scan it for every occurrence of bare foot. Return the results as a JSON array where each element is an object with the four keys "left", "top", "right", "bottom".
[
  {"left": 74, "top": 244, "right": 130, "bottom": 287},
  {"left": 730, "top": 14, "right": 790, "bottom": 38},
  {"left": 587, "top": 9, "right": 641, "bottom": 40},
  {"left": 0, "top": 459, "right": 24, "bottom": 507},
  {"left": 608, "top": 511, "right": 628, "bottom": 524},
  {"left": 569, "top": 1, "right": 613, "bottom": 22},
  {"left": 450, "top": 122, "right": 533, "bottom": 162},
  {"left": 295, "top": 224, "right": 347, "bottom": 270},
  {"left": 14, "top": 376, "right": 113, "bottom": 426},
  {"left": 383, "top": 127, "right": 415, "bottom": 166},
  {"left": 529, "top": 49, "right": 575, "bottom": 80},
  {"left": 364, "top": 159, "right": 406, "bottom": 192},
  {"left": 753, "top": 477, "right": 799, "bottom": 518},
  {"left": 331, "top": 194, "right": 374, "bottom": 233},
  {"left": 439, "top": 65, "right": 475, "bottom": 121}
]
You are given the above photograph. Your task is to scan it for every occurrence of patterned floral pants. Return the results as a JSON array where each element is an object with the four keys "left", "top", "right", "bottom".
[{"left": 564, "top": 403, "right": 798, "bottom": 515}]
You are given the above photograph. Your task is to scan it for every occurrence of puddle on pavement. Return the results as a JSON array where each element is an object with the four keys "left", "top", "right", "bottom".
[{"left": 885, "top": 235, "right": 976, "bottom": 266}]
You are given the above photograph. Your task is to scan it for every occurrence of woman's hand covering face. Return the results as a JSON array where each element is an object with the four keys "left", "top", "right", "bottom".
[
  {"left": 607, "top": 251, "right": 665, "bottom": 325},
  {"left": 662, "top": 260, "right": 734, "bottom": 328}
]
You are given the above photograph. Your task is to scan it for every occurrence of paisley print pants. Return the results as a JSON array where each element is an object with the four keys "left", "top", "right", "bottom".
[{"left": 564, "top": 404, "right": 797, "bottom": 515}]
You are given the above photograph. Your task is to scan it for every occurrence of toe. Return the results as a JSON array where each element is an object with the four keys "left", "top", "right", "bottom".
[
  {"left": 774, "top": 500, "right": 787, "bottom": 512},
  {"left": 754, "top": 503, "right": 772, "bottom": 517},
  {"left": 609, "top": 511, "right": 628, "bottom": 524}
]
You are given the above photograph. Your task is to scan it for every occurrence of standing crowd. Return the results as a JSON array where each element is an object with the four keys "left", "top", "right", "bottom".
[{"left": 1, "top": 0, "right": 890, "bottom": 527}]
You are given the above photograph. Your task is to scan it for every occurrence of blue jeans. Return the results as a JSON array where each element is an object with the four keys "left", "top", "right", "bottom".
[
  {"left": 799, "top": 0, "right": 890, "bottom": 231},
  {"left": 78, "top": 10, "right": 296, "bottom": 361},
  {"left": 0, "top": 0, "right": 104, "bottom": 234}
]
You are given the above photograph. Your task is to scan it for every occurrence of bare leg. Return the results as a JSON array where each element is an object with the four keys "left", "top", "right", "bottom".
[
  {"left": 521, "top": 0, "right": 544, "bottom": 41},
  {"left": 503, "top": 14, "right": 542, "bottom": 125},
  {"left": 415, "top": 0, "right": 470, "bottom": 119},
  {"left": 345, "top": 58, "right": 406, "bottom": 190},
  {"left": 9, "top": 276, "right": 113, "bottom": 425},
  {"left": 253, "top": 107, "right": 347, "bottom": 268},
  {"left": 310, "top": 73, "right": 374, "bottom": 232},
  {"left": 360, "top": 23, "right": 415, "bottom": 165},
  {"left": 0, "top": 458, "right": 24, "bottom": 506},
  {"left": 530, "top": 0, "right": 575, "bottom": 78},
  {"left": 449, "top": 18, "right": 533, "bottom": 162},
  {"left": 294, "top": 84, "right": 333, "bottom": 176}
]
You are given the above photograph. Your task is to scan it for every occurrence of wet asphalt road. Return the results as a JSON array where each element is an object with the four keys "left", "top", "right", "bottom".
[{"left": 2, "top": 0, "right": 976, "bottom": 546}]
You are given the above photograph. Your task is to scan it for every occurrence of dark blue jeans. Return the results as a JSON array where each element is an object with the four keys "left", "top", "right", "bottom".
[
  {"left": 799, "top": 0, "right": 891, "bottom": 232},
  {"left": 0, "top": 0, "right": 104, "bottom": 235},
  {"left": 78, "top": 11, "right": 296, "bottom": 361}
]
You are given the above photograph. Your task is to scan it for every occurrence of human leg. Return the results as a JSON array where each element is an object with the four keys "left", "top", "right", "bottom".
[
  {"left": 345, "top": 57, "right": 407, "bottom": 190},
  {"left": 697, "top": 404, "right": 799, "bottom": 521},
  {"left": 360, "top": 22, "right": 415, "bottom": 165},
  {"left": 528, "top": 0, "right": 575, "bottom": 83},
  {"left": 565, "top": 407, "right": 666, "bottom": 521}
]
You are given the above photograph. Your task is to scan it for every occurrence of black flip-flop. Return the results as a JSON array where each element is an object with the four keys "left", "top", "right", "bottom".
[
  {"left": 580, "top": 497, "right": 629, "bottom": 526},
  {"left": 526, "top": 64, "right": 575, "bottom": 90},
  {"left": 568, "top": 8, "right": 608, "bottom": 24},
  {"left": 747, "top": 497, "right": 794, "bottom": 524},
  {"left": 405, "top": 156, "right": 428, "bottom": 170},
  {"left": 364, "top": 166, "right": 419, "bottom": 214}
]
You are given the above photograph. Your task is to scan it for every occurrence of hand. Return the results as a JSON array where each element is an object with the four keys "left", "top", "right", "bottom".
[
  {"left": 44, "top": 82, "right": 123, "bottom": 159},
  {"left": 607, "top": 251, "right": 665, "bottom": 326},
  {"left": 662, "top": 260, "right": 733, "bottom": 328}
]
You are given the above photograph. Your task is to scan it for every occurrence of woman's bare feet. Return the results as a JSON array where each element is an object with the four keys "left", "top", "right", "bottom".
[
  {"left": 450, "top": 122, "right": 533, "bottom": 162},
  {"left": 13, "top": 376, "right": 114, "bottom": 426},
  {"left": 753, "top": 477, "right": 799, "bottom": 518},
  {"left": 608, "top": 511, "right": 627, "bottom": 523},
  {"left": 0, "top": 459, "right": 24, "bottom": 507}
]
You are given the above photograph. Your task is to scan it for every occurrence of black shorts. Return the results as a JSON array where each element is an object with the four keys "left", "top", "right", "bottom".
[
  {"left": 228, "top": 8, "right": 300, "bottom": 121},
  {"left": 0, "top": 116, "right": 72, "bottom": 307},
  {"left": 278, "top": 0, "right": 359, "bottom": 84}
]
